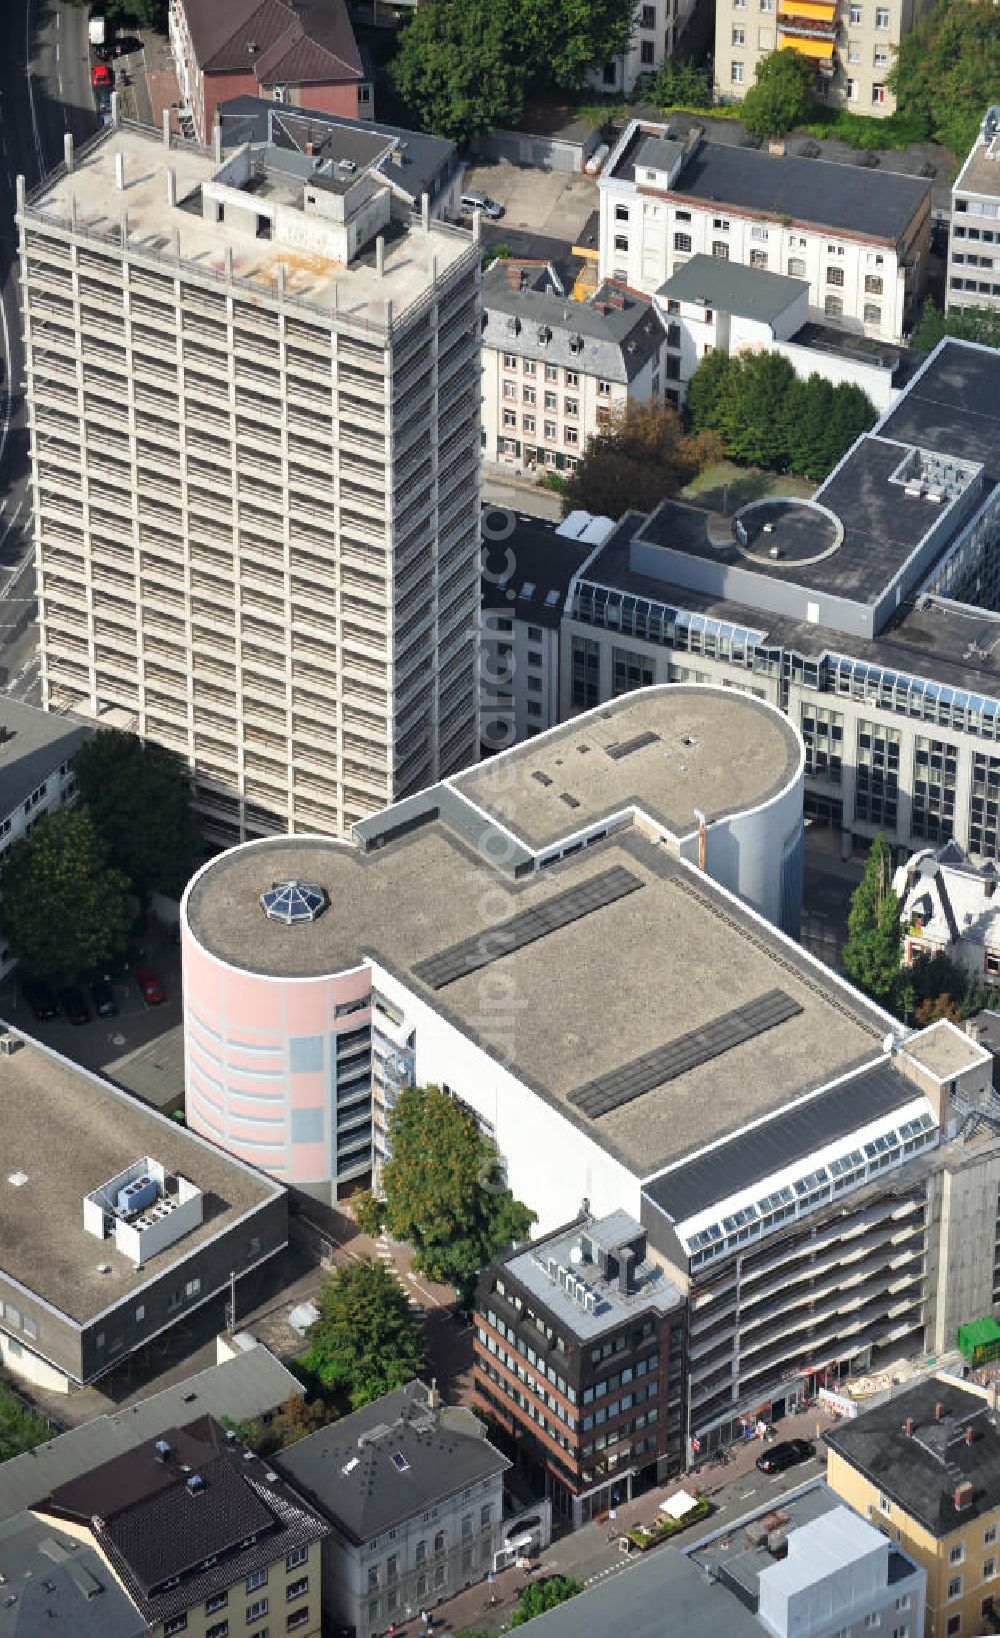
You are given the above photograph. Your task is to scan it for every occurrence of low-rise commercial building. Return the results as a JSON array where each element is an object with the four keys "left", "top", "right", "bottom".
[
  {"left": 275, "top": 1381, "right": 538, "bottom": 1638},
  {"left": 0, "top": 1032, "right": 286, "bottom": 1392},
  {"left": 599, "top": 122, "right": 931, "bottom": 342},
  {"left": 473, "top": 1209, "right": 686, "bottom": 1524},
  {"left": 654, "top": 252, "right": 907, "bottom": 411},
  {"left": 481, "top": 259, "right": 667, "bottom": 477},
  {"left": 826, "top": 1376, "right": 1000, "bottom": 1638},
  {"left": 35, "top": 1415, "right": 328, "bottom": 1638},
  {"left": 947, "top": 107, "right": 1000, "bottom": 316}
]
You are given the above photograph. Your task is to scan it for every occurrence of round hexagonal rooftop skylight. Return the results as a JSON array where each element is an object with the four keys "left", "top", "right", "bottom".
[{"left": 259, "top": 879, "right": 328, "bottom": 926}]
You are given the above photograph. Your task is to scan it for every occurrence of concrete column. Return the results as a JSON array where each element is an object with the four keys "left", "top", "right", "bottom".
[
  {"left": 162, "top": 106, "right": 171, "bottom": 146},
  {"left": 225, "top": 246, "right": 233, "bottom": 280},
  {"left": 429, "top": 253, "right": 437, "bottom": 286},
  {"left": 277, "top": 262, "right": 286, "bottom": 298},
  {"left": 120, "top": 209, "right": 129, "bottom": 246},
  {"left": 212, "top": 119, "right": 222, "bottom": 163},
  {"left": 421, "top": 192, "right": 430, "bottom": 231},
  {"left": 64, "top": 133, "right": 74, "bottom": 174},
  {"left": 15, "top": 175, "right": 24, "bottom": 213},
  {"left": 166, "top": 168, "right": 176, "bottom": 207},
  {"left": 115, "top": 151, "right": 126, "bottom": 190},
  {"left": 70, "top": 194, "right": 77, "bottom": 229},
  {"left": 375, "top": 236, "right": 385, "bottom": 277},
  {"left": 111, "top": 90, "right": 120, "bottom": 127}
]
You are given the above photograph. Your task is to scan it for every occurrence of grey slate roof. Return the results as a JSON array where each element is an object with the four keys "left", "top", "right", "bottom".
[
  {"left": 643, "top": 1058, "right": 921, "bottom": 1223},
  {"left": 481, "top": 509, "right": 593, "bottom": 629},
  {"left": 483, "top": 263, "right": 665, "bottom": 385},
  {"left": 0, "top": 701, "right": 88, "bottom": 824},
  {"left": 0, "top": 1346, "right": 301, "bottom": 1523},
  {"left": 513, "top": 1541, "right": 762, "bottom": 1638},
  {"left": 275, "top": 1380, "right": 510, "bottom": 1546},
  {"left": 0, "top": 1511, "right": 145, "bottom": 1638},
  {"left": 825, "top": 1378, "right": 1000, "bottom": 1536},
  {"left": 649, "top": 138, "right": 930, "bottom": 243},
  {"left": 657, "top": 253, "right": 808, "bottom": 324},
  {"left": 219, "top": 96, "right": 458, "bottom": 205}
]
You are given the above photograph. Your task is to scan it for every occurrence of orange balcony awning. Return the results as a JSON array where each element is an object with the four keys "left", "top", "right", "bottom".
[
  {"left": 779, "top": 0, "right": 836, "bottom": 17},
  {"left": 780, "top": 32, "right": 836, "bottom": 55}
]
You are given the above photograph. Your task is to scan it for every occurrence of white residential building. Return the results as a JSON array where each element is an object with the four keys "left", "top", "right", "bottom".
[
  {"left": 714, "top": 0, "right": 933, "bottom": 116},
  {"left": 598, "top": 121, "right": 931, "bottom": 343},
  {"left": 586, "top": 0, "right": 701, "bottom": 96},
  {"left": 894, "top": 840, "right": 1000, "bottom": 982},
  {"left": 947, "top": 105, "right": 1000, "bottom": 315},
  {"left": 654, "top": 253, "right": 905, "bottom": 409},
  {"left": 481, "top": 259, "right": 668, "bottom": 477},
  {"left": 19, "top": 115, "right": 482, "bottom": 845}
]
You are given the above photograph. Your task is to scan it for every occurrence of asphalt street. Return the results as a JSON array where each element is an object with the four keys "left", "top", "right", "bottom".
[{"left": 0, "top": 0, "right": 98, "bottom": 704}]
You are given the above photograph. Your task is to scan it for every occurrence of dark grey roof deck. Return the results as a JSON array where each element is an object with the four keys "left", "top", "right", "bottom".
[
  {"left": 0, "top": 1512, "right": 145, "bottom": 1638},
  {"left": 643, "top": 1059, "right": 921, "bottom": 1223},
  {"left": 481, "top": 510, "right": 592, "bottom": 629},
  {"left": 0, "top": 701, "right": 88, "bottom": 822},
  {"left": 825, "top": 1378, "right": 1000, "bottom": 1536},
  {"left": 879, "top": 340, "right": 1000, "bottom": 484},
  {"left": 657, "top": 254, "right": 808, "bottom": 323},
  {"left": 483, "top": 264, "right": 665, "bottom": 384},
  {"left": 657, "top": 140, "right": 930, "bottom": 243}
]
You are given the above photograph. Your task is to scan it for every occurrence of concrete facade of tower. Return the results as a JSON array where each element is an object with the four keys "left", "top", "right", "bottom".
[{"left": 18, "top": 113, "right": 482, "bottom": 844}]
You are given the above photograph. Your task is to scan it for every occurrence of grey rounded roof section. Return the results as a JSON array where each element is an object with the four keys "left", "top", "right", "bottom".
[
  {"left": 259, "top": 879, "right": 328, "bottom": 925},
  {"left": 732, "top": 496, "right": 844, "bottom": 567}
]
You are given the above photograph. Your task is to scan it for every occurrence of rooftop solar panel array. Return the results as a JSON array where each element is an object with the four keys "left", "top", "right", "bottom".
[
  {"left": 604, "top": 730, "right": 661, "bottom": 761},
  {"left": 411, "top": 866, "right": 644, "bottom": 990},
  {"left": 569, "top": 988, "right": 803, "bottom": 1118}
]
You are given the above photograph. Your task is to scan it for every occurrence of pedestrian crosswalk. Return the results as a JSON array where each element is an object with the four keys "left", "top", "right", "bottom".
[{"left": 377, "top": 1233, "right": 427, "bottom": 1320}]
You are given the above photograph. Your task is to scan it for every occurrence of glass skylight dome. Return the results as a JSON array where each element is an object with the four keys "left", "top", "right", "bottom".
[{"left": 259, "top": 879, "right": 328, "bottom": 926}]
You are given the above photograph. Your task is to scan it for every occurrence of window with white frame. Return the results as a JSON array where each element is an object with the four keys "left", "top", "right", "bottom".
[
  {"left": 751, "top": 225, "right": 768, "bottom": 239},
  {"left": 674, "top": 232, "right": 692, "bottom": 252},
  {"left": 732, "top": 24, "right": 745, "bottom": 41},
  {"left": 863, "top": 303, "right": 881, "bottom": 323},
  {"left": 615, "top": 204, "right": 630, "bottom": 222},
  {"left": 846, "top": 78, "right": 858, "bottom": 99},
  {"left": 824, "top": 294, "right": 843, "bottom": 315},
  {"left": 731, "top": 59, "right": 744, "bottom": 80},
  {"left": 847, "top": 41, "right": 860, "bottom": 59},
  {"left": 874, "top": 44, "right": 889, "bottom": 64},
  {"left": 713, "top": 217, "right": 729, "bottom": 229},
  {"left": 875, "top": 4, "right": 889, "bottom": 21},
  {"left": 749, "top": 249, "right": 768, "bottom": 268},
  {"left": 597, "top": 379, "right": 611, "bottom": 396},
  {"left": 948, "top": 1577, "right": 962, "bottom": 1599},
  {"left": 872, "top": 82, "right": 887, "bottom": 103}
]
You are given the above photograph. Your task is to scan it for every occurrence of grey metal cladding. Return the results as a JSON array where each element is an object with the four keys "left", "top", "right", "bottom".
[
  {"left": 411, "top": 865, "right": 644, "bottom": 989},
  {"left": 570, "top": 988, "right": 803, "bottom": 1118}
]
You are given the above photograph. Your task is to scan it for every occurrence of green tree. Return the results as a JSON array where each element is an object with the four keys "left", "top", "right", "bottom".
[
  {"left": 740, "top": 49, "right": 818, "bottom": 139},
  {"left": 299, "top": 1260, "right": 426, "bottom": 1411},
  {"left": 517, "top": 0, "right": 638, "bottom": 88},
  {"left": 725, "top": 351, "right": 797, "bottom": 468},
  {"left": 223, "top": 1394, "right": 333, "bottom": 1458},
  {"left": 509, "top": 1577, "right": 584, "bottom": 1626},
  {"left": 842, "top": 833, "right": 903, "bottom": 1005},
  {"left": 782, "top": 374, "right": 835, "bottom": 480},
  {"left": 391, "top": 0, "right": 527, "bottom": 144},
  {"left": 72, "top": 729, "right": 204, "bottom": 904},
  {"left": 2, "top": 808, "right": 131, "bottom": 981},
  {"left": 896, "top": 947, "right": 992, "bottom": 1024},
  {"left": 888, "top": 0, "right": 1000, "bottom": 159},
  {"left": 67, "top": 0, "right": 167, "bottom": 28},
  {"left": 561, "top": 402, "right": 722, "bottom": 518},
  {"left": 910, "top": 297, "right": 1000, "bottom": 355},
  {"left": 647, "top": 58, "right": 713, "bottom": 109},
  {"left": 818, "top": 381, "right": 877, "bottom": 477},
  {"left": 684, "top": 348, "right": 736, "bottom": 436},
  {"left": 381, "top": 1084, "right": 536, "bottom": 1291}
]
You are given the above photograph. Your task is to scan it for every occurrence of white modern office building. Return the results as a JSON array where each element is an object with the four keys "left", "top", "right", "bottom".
[
  {"left": 947, "top": 105, "right": 1000, "bottom": 316},
  {"left": 18, "top": 113, "right": 482, "bottom": 844}
]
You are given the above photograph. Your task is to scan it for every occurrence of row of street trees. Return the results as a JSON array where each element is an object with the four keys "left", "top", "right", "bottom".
[
  {"left": 1, "top": 729, "right": 204, "bottom": 981},
  {"left": 685, "top": 352, "right": 877, "bottom": 482}
]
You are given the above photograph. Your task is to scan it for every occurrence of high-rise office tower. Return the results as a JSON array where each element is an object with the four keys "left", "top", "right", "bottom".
[{"left": 18, "top": 114, "right": 481, "bottom": 843}]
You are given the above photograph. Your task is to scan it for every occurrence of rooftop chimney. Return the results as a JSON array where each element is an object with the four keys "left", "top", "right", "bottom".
[
  {"left": 954, "top": 1480, "right": 974, "bottom": 1511},
  {"left": 935, "top": 1402, "right": 945, "bottom": 1420},
  {"left": 965, "top": 1425, "right": 975, "bottom": 1445},
  {"left": 903, "top": 1417, "right": 915, "bottom": 1436},
  {"left": 427, "top": 1378, "right": 440, "bottom": 1411}
]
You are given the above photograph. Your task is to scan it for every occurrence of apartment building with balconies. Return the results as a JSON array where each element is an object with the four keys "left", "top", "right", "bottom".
[
  {"left": 586, "top": 0, "right": 701, "bottom": 96},
  {"left": 714, "top": 0, "right": 933, "bottom": 115},
  {"left": 481, "top": 259, "right": 668, "bottom": 479},
  {"left": 598, "top": 121, "right": 930, "bottom": 343},
  {"left": 18, "top": 113, "right": 482, "bottom": 844}
]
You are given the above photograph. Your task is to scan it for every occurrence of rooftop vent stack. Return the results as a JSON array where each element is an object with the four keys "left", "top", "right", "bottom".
[
  {"left": 935, "top": 1401, "right": 945, "bottom": 1421},
  {"left": 618, "top": 1247, "right": 635, "bottom": 1296},
  {"left": 304, "top": 140, "right": 315, "bottom": 157},
  {"left": 64, "top": 132, "right": 74, "bottom": 174},
  {"left": 114, "top": 151, "right": 126, "bottom": 190},
  {"left": 955, "top": 1480, "right": 974, "bottom": 1510}
]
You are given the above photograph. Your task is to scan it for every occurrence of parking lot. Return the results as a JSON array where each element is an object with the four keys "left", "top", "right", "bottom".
[{"left": 463, "top": 158, "right": 598, "bottom": 268}]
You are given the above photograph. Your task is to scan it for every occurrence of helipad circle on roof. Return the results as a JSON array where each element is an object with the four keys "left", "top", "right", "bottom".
[
  {"left": 259, "top": 879, "right": 328, "bottom": 926},
  {"left": 731, "top": 496, "right": 844, "bottom": 567}
]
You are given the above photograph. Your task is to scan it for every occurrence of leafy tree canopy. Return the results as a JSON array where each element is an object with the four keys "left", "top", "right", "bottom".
[
  {"left": 888, "top": 0, "right": 1000, "bottom": 159},
  {"left": 646, "top": 58, "right": 713, "bottom": 110},
  {"left": 73, "top": 729, "right": 204, "bottom": 903},
  {"left": 561, "top": 402, "right": 722, "bottom": 518},
  {"left": 910, "top": 297, "right": 1000, "bottom": 355},
  {"left": 509, "top": 1577, "right": 584, "bottom": 1626},
  {"left": 392, "top": 0, "right": 637, "bottom": 143},
  {"left": 67, "top": 0, "right": 167, "bottom": 29},
  {"left": 223, "top": 1395, "right": 332, "bottom": 1459},
  {"left": 842, "top": 834, "right": 903, "bottom": 1006},
  {"left": 299, "top": 1259, "right": 426, "bottom": 1411},
  {"left": 894, "top": 947, "right": 992, "bottom": 1025},
  {"left": 740, "top": 49, "right": 818, "bottom": 139},
  {"left": 381, "top": 1084, "right": 536, "bottom": 1292},
  {"left": 685, "top": 352, "right": 876, "bottom": 480},
  {"left": 1, "top": 808, "right": 131, "bottom": 981}
]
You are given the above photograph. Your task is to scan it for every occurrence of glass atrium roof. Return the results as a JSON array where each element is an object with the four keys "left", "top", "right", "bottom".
[{"left": 259, "top": 879, "right": 328, "bottom": 926}]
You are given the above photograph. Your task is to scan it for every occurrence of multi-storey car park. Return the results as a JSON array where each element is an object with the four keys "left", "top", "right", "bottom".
[
  {"left": 559, "top": 336, "right": 1000, "bottom": 868},
  {"left": 17, "top": 111, "right": 481, "bottom": 844},
  {"left": 178, "top": 682, "right": 1000, "bottom": 1465}
]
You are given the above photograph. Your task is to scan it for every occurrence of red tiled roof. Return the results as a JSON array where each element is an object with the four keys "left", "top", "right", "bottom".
[{"left": 181, "top": 0, "right": 362, "bottom": 84}]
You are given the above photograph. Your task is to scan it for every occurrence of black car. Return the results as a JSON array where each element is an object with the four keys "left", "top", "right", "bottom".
[
  {"left": 756, "top": 1438, "right": 815, "bottom": 1475},
  {"left": 21, "top": 977, "right": 58, "bottom": 1021},
  {"left": 90, "top": 979, "right": 118, "bottom": 1018},
  {"left": 57, "top": 984, "right": 91, "bottom": 1025}
]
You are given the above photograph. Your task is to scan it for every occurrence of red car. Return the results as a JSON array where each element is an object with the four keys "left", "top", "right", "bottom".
[
  {"left": 135, "top": 966, "right": 166, "bottom": 1006},
  {"left": 92, "top": 63, "right": 112, "bottom": 88}
]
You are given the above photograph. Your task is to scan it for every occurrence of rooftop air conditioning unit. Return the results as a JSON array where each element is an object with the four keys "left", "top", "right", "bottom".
[{"left": 0, "top": 1033, "right": 22, "bottom": 1057}]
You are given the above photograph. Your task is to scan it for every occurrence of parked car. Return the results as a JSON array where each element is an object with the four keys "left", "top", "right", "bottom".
[
  {"left": 58, "top": 984, "right": 91, "bottom": 1025},
  {"left": 756, "top": 1438, "right": 815, "bottom": 1475},
  {"left": 21, "top": 977, "right": 58, "bottom": 1021},
  {"left": 461, "top": 190, "right": 504, "bottom": 219},
  {"left": 111, "top": 34, "right": 143, "bottom": 55},
  {"left": 90, "top": 979, "right": 118, "bottom": 1018},
  {"left": 135, "top": 966, "right": 165, "bottom": 1005},
  {"left": 91, "top": 62, "right": 112, "bottom": 88}
]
